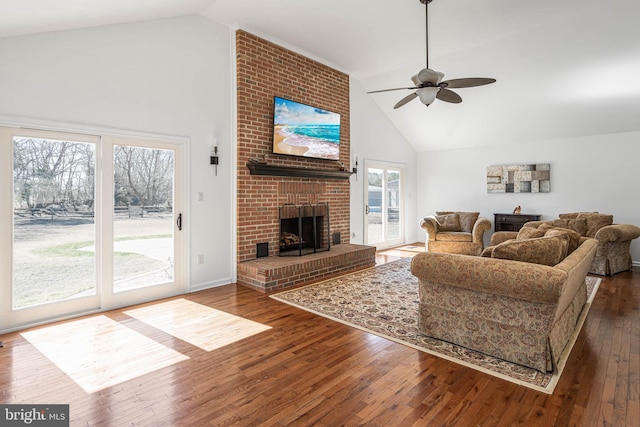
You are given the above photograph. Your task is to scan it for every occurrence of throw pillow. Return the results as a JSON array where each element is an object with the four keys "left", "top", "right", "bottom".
[
  {"left": 436, "top": 213, "right": 461, "bottom": 232},
  {"left": 559, "top": 212, "right": 582, "bottom": 219},
  {"left": 542, "top": 229, "right": 570, "bottom": 259},
  {"left": 481, "top": 241, "right": 515, "bottom": 258},
  {"left": 457, "top": 212, "right": 480, "bottom": 233},
  {"left": 436, "top": 211, "right": 479, "bottom": 233},
  {"left": 480, "top": 246, "right": 494, "bottom": 257},
  {"left": 538, "top": 223, "right": 581, "bottom": 254},
  {"left": 551, "top": 218, "right": 588, "bottom": 236},
  {"left": 517, "top": 226, "right": 546, "bottom": 240},
  {"left": 576, "top": 213, "right": 614, "bottom": 238},
  {"left": 491, "top": 235, "right": 566, "bottom": 266}
]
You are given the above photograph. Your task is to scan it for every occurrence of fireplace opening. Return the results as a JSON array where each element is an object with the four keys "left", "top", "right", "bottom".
[{"left": 279, "top": 203, "right": 330, "bottom": 256}]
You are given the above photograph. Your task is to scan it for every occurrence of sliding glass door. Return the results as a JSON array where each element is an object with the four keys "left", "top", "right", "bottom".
[
  {"left": 0, "top": 127, "right": 185, "bottom": 331},
  {"left": 103, "top": 137, "right": 184, "bottom": 309},
  {"left": 364, "top": 160, "right": 405, "bottom": 249},
  {"left": 2, "top": 129, "right": 101, "bottom": 327}
]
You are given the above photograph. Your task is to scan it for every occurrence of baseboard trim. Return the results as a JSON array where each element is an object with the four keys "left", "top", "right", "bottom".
[{"left": 189, "top": 277, "right": 233, "bottom": 292}]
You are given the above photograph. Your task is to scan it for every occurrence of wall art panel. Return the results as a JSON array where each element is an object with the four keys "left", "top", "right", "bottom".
[{"left": 487, "top": 163, "right": 550, "bottom": 193}]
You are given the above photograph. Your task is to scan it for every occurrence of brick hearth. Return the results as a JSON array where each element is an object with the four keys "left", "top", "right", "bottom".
[{"left": 237, "top": 244, "right": 376, "bottom": 292}]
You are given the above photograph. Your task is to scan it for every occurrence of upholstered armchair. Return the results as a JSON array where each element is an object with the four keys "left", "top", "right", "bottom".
[
  {"left": 505, "top": 212, "right": 640, "bottom": 276},
  {"left": 420, "top": 211, "right": 491, "bottom": 256}
]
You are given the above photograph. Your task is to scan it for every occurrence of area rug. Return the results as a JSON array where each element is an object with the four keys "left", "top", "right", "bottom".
[{"left": 270, "top": 257, "right": 601, "bottom": 394}]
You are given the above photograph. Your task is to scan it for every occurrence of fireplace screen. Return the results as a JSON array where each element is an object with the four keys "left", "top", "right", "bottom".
[{"left": 279, "top": 203, "right": 330, "bottom": 256}]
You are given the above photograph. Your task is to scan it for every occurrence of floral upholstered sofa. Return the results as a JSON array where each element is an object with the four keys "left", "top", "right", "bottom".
[
  {"left": 511, "top": 212, "right": 640, "bottom": 276},
  {"left": 419, "top": 211, "right": 491, "bottom": 256},
  {"left": 411, "top": 228, "right": 598, "bottom": 373}
]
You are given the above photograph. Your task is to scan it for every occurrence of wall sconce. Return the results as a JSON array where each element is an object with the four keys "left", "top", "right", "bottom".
[
  {"left": 352, "top": 156, "right": 358, "bottom": 180},
  {"left": 210, "top": 137, "right": 219, "bottom": 176}
]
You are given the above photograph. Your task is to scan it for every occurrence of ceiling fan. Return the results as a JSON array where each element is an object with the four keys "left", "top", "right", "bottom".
[{"left": 368, "top": 0, "right": 496, "bottom": 109}]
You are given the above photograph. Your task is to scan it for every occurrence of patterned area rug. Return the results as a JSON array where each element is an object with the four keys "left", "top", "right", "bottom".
[{"left": 270, "top": 257, "right": 601, "bottom": 394}]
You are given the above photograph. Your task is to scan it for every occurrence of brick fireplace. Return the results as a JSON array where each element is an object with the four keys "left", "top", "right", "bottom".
[{"left": 235, "top": 30, "right": 375, "bottom": 292}]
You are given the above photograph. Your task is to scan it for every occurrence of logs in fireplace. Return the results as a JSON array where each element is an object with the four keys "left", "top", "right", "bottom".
[{"left": 279, "top": 203, "right": 330, "bottom": 256}]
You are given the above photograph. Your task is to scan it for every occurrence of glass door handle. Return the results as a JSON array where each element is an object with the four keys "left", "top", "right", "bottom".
[
  {"left": 177, "top": 213, "right": 182, "bottom": 231},
  {"left": 365, "top": 205, "right": 370, "bottom": 215}
]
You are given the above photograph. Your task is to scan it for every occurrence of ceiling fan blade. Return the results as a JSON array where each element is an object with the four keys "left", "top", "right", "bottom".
[
  {"left": 367, "top": 86, "right": 418, "bottom": 94},
  {"left": 436, "top": 88, "right": 462, "bottom": 104},
  {"left": 442, "top": 78, "right": 496, "bottom": 88},
  {"left": 393, "top": 92, "right": 418, "bottom": 109}
]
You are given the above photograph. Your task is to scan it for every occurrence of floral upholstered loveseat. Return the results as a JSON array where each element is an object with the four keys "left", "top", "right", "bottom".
[
  {"left": 511, "top": 212, "right": 640, "bottom": 276},
  {"left": 419, "top": 211, "right": 491, "bottom": 256},
  {"left": 411, "top": 228, "right": 598, "bottom": 372}
]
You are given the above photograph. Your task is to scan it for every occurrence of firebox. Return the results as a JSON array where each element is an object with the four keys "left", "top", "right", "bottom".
[{"left": 279, "top": 203, "right": 330, "bottom": 256}]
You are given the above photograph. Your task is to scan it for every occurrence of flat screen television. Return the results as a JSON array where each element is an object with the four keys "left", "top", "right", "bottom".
[{"left": 272, "top": 96, "right": 341, "bottom": 161}]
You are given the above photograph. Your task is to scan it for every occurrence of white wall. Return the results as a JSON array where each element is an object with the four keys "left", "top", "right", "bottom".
[
  {"left": 7, "top": 12, "right": 631, "bottom": 299},
  {"left": 0, "top": 16, "right": 234, "bottom": 290},
  {"left": 417, "top": 131, "right": 640, "bottom": 263},
  {"left": 350, "top": 79, "right": 419, "bottom": 246},
  {"left": 0, "top": 15, "right": 422, "bottom": 302}
]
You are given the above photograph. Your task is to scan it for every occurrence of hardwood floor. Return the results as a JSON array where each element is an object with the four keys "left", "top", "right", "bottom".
[{"left": 1, "top": 244, "right": 638, "bottom": 426}]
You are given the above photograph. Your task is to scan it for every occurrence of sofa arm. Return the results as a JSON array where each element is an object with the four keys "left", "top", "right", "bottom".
[
  {"left": 471, "top": 217, "right": 492, "bottom": 243},
  {"left": 490, "top": 231, "right": 518, "bottom": 246},
  {"left": 411, "top": 251, "right": 567, "bottom": 304},
  {"left": 419, "top": 216, "right": 438, "bottom": 242},
  {"left": 594, "top": 224, "right": 640, "bottom": 243}
]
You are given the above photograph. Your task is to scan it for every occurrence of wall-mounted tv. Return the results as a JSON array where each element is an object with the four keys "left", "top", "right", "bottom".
[{"left": 272, "top": 96, "right": 341, "bottom": 161}]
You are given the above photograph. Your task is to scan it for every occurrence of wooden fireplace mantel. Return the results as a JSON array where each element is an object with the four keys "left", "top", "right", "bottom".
[{"left": 246, "top": 162, "right": 353, "bottom": 180}]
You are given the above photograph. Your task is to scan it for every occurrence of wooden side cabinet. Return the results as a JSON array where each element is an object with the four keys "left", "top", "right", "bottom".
[{"left": 493, "top": 213, "right": 541, "bottom": 232}]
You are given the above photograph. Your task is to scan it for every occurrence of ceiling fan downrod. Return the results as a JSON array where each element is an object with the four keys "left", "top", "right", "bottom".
[
  {"left": 420, "top": 0, "right": 433, "bottom": 68},
  {"left": 420, "top": 0, "right": 433, "bottom": 70}
]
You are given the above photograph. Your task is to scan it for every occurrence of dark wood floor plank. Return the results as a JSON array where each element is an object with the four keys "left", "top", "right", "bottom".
[{"left": 0, "top": 244, "right": 637, "bottom": 426}]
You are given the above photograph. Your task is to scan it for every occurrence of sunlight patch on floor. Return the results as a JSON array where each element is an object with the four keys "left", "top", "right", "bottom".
[
  {"left": 124, "top": 298, "right": 272, "bottom": 352},
  {"left": 21, "top": 315, "right": 189, "bottom": 393}
]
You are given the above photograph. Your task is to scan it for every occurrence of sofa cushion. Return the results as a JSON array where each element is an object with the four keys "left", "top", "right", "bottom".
[
  {"left": 539, "top": 224, "right": 581, "bottom": 254},
  {"left": 434, "top": 231, "right": 473, "bottom": 242},
  {"left": 435, "top": 213, "right": 461, "bottom": 232},
  {"left": 576, "top": 213, "right": 614, "bottom": 238},
  {"left": 491, "top": 235, "right": 567, "bottom": 266},
  {"left": 436, "top": 211, "right": 479, "bottom": 233}
]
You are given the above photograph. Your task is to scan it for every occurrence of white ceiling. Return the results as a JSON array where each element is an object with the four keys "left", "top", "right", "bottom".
[{"left": 2, "top": 0, "right": 639, "bottom": 152}]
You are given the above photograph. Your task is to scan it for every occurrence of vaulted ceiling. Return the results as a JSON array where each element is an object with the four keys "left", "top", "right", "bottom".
[{"left": 2, "top": 0, "right": 639, "bottom": 151}]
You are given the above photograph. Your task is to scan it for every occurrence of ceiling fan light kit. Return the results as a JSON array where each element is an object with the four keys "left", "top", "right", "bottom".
[
  {"left": 368, "top": 0, "right": 496, "bottom": 109},
  {"left": 417, "top": 87, "right": 440, "bottom": 105}
]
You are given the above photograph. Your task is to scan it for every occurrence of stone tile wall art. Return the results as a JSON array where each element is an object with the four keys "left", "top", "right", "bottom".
[{"left": 487, "top": 163, "right": 550, "bottom": 193}]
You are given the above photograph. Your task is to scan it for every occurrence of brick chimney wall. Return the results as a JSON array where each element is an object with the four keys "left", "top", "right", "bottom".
[{"left": 236, "top": 30, "right": 351, "bottom": 263}]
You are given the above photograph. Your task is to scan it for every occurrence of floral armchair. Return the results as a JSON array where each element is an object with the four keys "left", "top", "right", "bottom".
[
  {"left": 420, "top": 211, "right": 491, "bottom": 256},
  {"left": 512, "top": 212, "right": 640, "bottom": 276}
]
